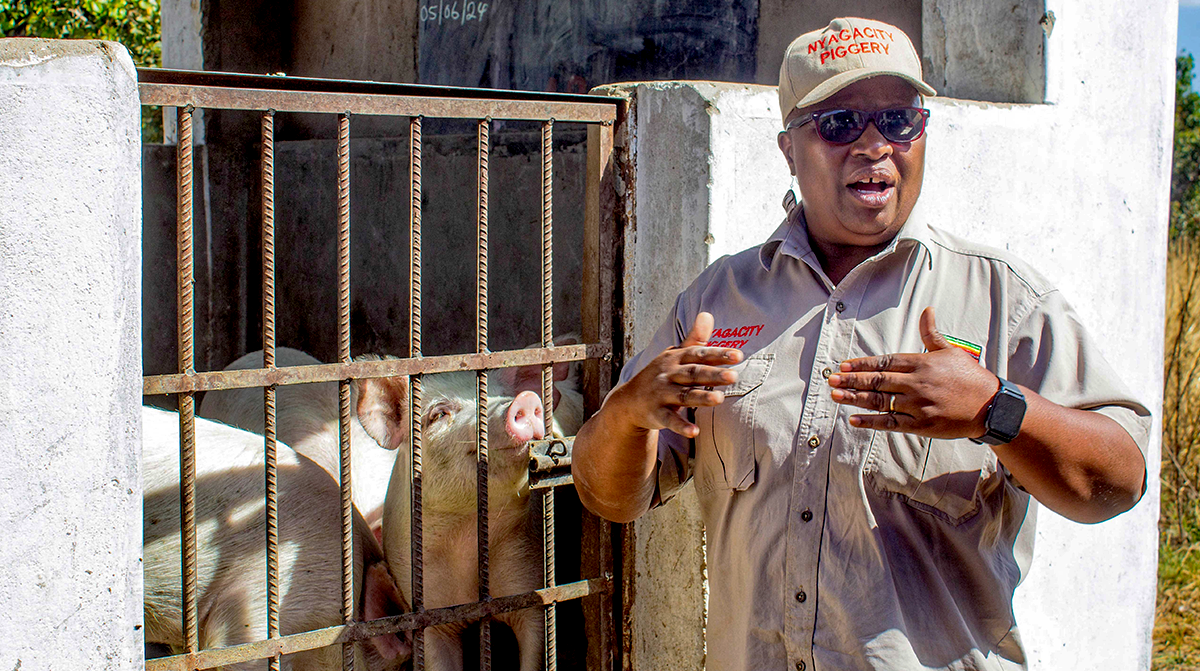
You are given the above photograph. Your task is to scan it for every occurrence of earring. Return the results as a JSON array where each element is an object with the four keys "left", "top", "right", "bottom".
[{"left": 782, "top": 175, "right": 798, "bottom": 214}]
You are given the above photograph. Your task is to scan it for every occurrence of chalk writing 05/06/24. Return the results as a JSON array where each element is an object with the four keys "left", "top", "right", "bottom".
[{"left": 421, "top": 0, "right": 490, "bottom": 26}]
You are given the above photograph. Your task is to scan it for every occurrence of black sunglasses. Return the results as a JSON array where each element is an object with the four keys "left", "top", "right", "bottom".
[{"left": 785, "top": 107, "right": 930, "bottom": 145}]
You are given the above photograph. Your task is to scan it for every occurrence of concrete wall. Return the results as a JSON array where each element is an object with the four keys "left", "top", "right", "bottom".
[
  {"left": 0, "top": 39, "right": 143, "bottom": 670},
  {"left": 921, "top": 0, "right": 1047, "bottom": 104},
  {"left": 603, "top": 0, "right": 1173, "bottom": 667},
  {"left": 755, "top": 0, "right": 923, "bottom": 87},
  {"left": 291, "top": 0, "right": 418, "bottom": 82}
]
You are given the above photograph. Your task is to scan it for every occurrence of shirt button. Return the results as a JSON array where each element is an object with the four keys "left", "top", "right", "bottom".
[
  {"left": 821, "top": 367, "right": 832, "bottom": 379},
  {"left": 796, "top": 662, "right": 806, "bottom": 671},
  {"left": 835, "top": 301, "right": 846, "bottom": 313},
  {"left": 807, "top": 435, "right": 820, "bottom": 448},
  {"left": 795, "top": 590, "right": 807, "bottom": 603},
  {"left": 801, "top": 509, "right": 813, "bottom": 522}
]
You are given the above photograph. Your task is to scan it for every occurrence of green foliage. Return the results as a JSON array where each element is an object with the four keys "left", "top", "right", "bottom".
[
  {"left": 0, "top": 0, "right": 160, "bottom": 66},
  {"left": 1174, "top": 53, "right": 1200, "bottom": 240},
  {"left": 0, "top": 0, "right": 162, "bottom": 141},
  {"left": 1155, "top": 536, "right": 1200, "bottom": 668}
]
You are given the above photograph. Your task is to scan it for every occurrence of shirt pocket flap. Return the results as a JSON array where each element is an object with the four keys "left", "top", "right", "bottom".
[{"left": 722, "top": 355, "right": 773, "bottom": 397}]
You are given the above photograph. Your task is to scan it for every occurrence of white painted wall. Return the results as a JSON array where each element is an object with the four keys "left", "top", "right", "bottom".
[
  {"left": 160, "top": 0, "right": 204, "bottom": 144},
  {"left": 0, "top": 39, "right": 143, "bottom": 671},
  {"left": 605, "top": 0, "right": 1173, "bottom": 667}
]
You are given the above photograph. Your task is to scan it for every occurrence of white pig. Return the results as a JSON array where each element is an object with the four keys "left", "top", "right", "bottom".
[
  {"left": 199, "top": 348, "right": 400, "bottom": 534},
  {"left": 141, "top": 406, "right": 410, "bottom": 671},
  {"left": 356, "top": 371, "right": 550, "bottom": 671},
  {"left": 200, "top": 343, "right": 583, "bottom": 538}
]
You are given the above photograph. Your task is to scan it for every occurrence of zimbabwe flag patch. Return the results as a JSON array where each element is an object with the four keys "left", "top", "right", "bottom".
[{"left": 944, "top": 335, "right": 982, "bottom": 362}]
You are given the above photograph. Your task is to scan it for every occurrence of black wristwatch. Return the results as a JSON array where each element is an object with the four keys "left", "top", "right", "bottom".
[{"left": 971, "top": 377, "right": 1026, "bottom": 445}]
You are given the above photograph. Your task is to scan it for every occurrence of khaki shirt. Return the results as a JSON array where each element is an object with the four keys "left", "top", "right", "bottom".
[{"left": 618, "top": 205, "right": 1150, "bottom": 671}]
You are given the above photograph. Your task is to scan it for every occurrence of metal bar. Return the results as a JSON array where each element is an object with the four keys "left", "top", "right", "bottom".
[
  {"left": 540, "top": 118, "right": 558, "bottom": 671},
  {"left": 584, "top": 118, "right": 619, "bottom": 671},
  {"left": 139, "top": 83, "right": 616, "bottom": 124},
  {"left": 541, "top": 118, "right": 556, "bottom": 441},
  {"left": 409, "top": 114, "right": 426, "bottom": 671},
  {"left": 144, "top": 578, "right": 612, "bottom": 671},
  {"left": 476, "top": 116, "right": 492, "bottom": 671},
  {"left": 175, "top": 104, "right": 200, "bottom": 657},
  {"left": 529, "top": 473, "right": 575, "bottom": 491},
  {"left": 261, "top": 108, "right": 282, "bottom": 671},
  {"left": 583, "top": 121, "right": 616, "bottom": 411},
  {"left": 143, "top": 343, "right": 606, "bottom": 395},
  {"left": 337, "top": 112, "right": 355, "bottom": 671},
  {"left": 139, "top": 67, "right": 618, "bottom": 106},
  {"left": 598, "top": 118, "right": 620, "bottom": 671}
]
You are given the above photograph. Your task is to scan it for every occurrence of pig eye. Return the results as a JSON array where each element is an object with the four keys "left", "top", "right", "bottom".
[{"left": 425, "top": 401, "right": 456, "bottom": 427}]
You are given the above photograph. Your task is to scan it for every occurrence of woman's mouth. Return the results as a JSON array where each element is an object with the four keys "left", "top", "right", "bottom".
[{"left": 847, "top": 177, "right": 894, "bottom": 208}]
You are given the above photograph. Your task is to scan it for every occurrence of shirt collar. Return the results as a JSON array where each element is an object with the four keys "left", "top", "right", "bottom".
[{"left": 758, "top": 199, "right": 935, "bottom": 272}]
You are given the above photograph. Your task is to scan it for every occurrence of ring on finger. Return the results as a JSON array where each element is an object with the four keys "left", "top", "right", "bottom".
[{"left": 888, "top": 393, "right": 896, "bottom": 415}]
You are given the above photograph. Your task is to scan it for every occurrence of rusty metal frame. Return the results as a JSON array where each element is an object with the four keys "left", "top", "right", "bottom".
[
  {"left": 144, "top": 578, "right": 612, "bottom": 671},
  {"left": 139, "top": 85, "right": 612, "bottom": 123},
  {"left": 142, "top": 68, "right": 620, "bottom": 671},
  {"left": 143, "top": 344, "right": 604, "bottom": 395}
]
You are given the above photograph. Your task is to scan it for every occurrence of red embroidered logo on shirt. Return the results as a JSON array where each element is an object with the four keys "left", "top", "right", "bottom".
[{"left": 706, "top": 324, "right": 764, "bottom": 349}]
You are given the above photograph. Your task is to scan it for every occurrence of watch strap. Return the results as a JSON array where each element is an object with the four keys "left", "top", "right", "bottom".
[{"left": 971, "top": 377, "right": 1026, "bottom": 445}]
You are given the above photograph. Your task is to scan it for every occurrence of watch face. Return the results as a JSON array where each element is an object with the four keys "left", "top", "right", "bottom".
[{"left": 989, "top": 386, "right": 1026, "bottom": 442}]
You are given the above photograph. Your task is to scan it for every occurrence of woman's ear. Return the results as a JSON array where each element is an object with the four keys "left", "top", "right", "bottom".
[{"left": 777, "top": 130, "right": 796, "bottom": 176}]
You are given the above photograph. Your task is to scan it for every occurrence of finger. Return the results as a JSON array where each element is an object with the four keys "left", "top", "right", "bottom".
[
  {"left": 678, "top": 346, "right": 743, "bottom": 366},
  {"left": 827, "top": 371, "right": 906, "bottom": 393},
  {"left": 830, "top": 388, "right": 894, "bottom": 413},
  {"left": 848, "top": 411, "right": 913, "bottom": 432},
  {"left": 663, "top": 385, "right": 725, "bottom": 409},
  {"left": 656, "top": 407, "right": 699, "bottom": 438},
  {"left": 682, "top": 312, "right": 715, "bottom": 348},
  {"left": 839, "top": 353, "right": 919, "bottom": 373},
  {"left": 667, "top": 364, "right": 739, "bottom": 388},
  {"left": 919, "top": 306, "right": 951, "bottom": 352}
]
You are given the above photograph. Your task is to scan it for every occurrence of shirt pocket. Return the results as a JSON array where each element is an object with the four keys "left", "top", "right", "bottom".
[
  {"left": 695, "top": 353, "right": 774, "bottom": 492},
  {"left": 862, "top": 432, "right": 999, "bottom": 525}
]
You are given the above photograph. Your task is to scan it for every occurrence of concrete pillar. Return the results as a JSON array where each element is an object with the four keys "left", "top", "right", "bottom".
[
  {"left": 0, "top": 39, "right": 143, "bottom": 670},
  {"left": 595, "top": 80, "right": 792, "bottom": 671}
]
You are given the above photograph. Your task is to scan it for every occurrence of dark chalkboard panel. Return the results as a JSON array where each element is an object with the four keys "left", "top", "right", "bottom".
[{"left": 418, "top": 0, "right": 759, "bottom": 91}]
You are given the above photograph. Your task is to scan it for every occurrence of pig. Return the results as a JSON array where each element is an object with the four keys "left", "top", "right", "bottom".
[
  {"left": 199, "top": 348, "right": 400, "bottom": 534},
  {"left": 202, "top": 344, "right": 584, "bottom": 671},
  {"left": 357, "top": 371, "right": 550, "bottom": 671},
  {"left": 200, "top": 340, "right": 584, "bottom": 538},
  {"left": 141, "top": 406, "right": 411, "bottom": 671}
]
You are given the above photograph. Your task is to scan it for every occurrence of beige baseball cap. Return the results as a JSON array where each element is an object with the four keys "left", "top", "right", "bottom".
[{"left": 778, "top": 17, "right": 936, "bottom": 126}]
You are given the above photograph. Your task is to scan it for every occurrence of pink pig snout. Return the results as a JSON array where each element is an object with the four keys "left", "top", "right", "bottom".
[{"left": 504, "top": 391, "right": 546, "bottom": 443}]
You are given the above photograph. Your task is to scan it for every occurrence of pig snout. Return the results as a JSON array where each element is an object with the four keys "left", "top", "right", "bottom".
[{"left": 504, "top": 391, "right": 545, "bottom": 443}]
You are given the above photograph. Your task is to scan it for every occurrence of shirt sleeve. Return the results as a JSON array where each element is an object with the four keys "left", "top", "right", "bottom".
[
  {"left": 1005, "top": 288, "right": 1152, "bottom": 463},
  {"left": 611, "top": 294, "right": 695, "bottom": 507}
]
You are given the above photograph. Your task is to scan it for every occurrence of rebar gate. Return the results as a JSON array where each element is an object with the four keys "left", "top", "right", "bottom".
[{"left": 140, "top": 69, "right": 619, "bottom": 671}]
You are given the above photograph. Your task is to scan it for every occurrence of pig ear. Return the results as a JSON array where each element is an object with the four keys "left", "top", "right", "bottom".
[
  {"left": 362, "top": 561, "right": 413, "bottom": 662},
  {"left": 498, "top": 334, "right": 581, "bottom": 405},
  {"left": 497, "top": 365, "right": 565, "bottom": 409},
  {"left": 356, "top": 376, "right": 409, "bottom": 451}
]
